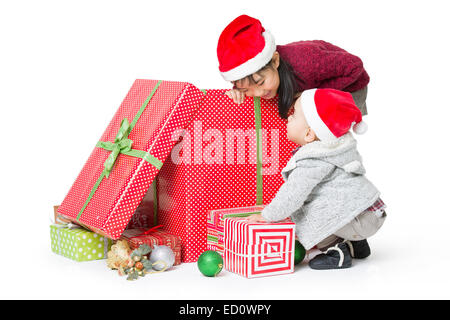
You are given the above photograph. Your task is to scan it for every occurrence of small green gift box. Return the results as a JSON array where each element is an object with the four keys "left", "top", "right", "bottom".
[{"left": 50, "top": 224, "right": 113, "bottom": 262}]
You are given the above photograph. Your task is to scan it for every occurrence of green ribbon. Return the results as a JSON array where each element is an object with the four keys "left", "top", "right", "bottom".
[
  {"left": 253, "top": 97, "right": 263, "bottom": 205},
  {"left": 97, "top": 118, "right": 133, "bottom": 178},
  {"left": 76, "top": 80, "right": 163, "bottom": 221}
]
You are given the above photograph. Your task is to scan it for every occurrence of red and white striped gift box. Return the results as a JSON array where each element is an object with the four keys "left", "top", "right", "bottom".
[
  {"left": 224, "top": 217, "right": 295, "bottom": 278},
  {"left": 207, "top": 205, "right": 266, "bottom": 257}
]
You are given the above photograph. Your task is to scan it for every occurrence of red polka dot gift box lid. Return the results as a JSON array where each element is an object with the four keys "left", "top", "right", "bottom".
[{"left": 57, "top": 80, "right": 206, "bottom": 240}]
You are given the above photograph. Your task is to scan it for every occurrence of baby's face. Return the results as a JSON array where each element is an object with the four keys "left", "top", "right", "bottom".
[{"left": 286, "top": 97, "right": 311, "bottom": 146}]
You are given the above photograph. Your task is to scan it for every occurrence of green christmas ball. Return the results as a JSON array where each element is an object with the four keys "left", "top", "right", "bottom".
[
  {"left": 294, "top": 240, "right": 306, "bottom": 265},
  {"left": 197, "top": 250, "right": 223, "bottom": 277}
]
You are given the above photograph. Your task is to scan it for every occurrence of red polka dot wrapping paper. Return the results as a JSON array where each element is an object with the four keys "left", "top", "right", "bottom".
[
  {"left": 120, "top": 228, "right": 182, "bottom": 266},
  {"left": 156, "top": 90, "right": 297, "bottom": 262},
  {"left": 224, "top": 217, "right": 296, "bottom": 278},
  {"left": 57, "top": 80, "right": 205, "bottom": 240}
]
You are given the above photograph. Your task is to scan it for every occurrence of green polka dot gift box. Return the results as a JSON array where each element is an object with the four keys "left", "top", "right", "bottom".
[{"left": 50, "top": 224, "right": 113, "bottom": 262}]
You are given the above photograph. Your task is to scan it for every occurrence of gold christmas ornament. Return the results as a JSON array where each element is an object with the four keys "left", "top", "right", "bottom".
[{"left": 106, "top": 240, "right": 133, "bottom": 270}]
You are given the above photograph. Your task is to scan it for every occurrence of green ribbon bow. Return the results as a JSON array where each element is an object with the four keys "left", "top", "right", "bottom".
[
  {"left": 77, "top": 80, "right": 163, "bottom": 221},
  {"left": 98, "top": 118, "right": 133, "bottom": 178}
]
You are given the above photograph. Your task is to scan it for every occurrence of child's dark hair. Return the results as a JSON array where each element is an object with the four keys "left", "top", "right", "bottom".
[
  {"left": 232, "top": 56, "right": 300, "bottom": 119},
  {"left": 277, "top": 57, "right": 300, "bottom": 119}
]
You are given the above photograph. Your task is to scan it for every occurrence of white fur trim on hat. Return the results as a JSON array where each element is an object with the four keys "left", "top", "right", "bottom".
[
  {"left": 353, "top": 121, "right": 368, "bottom": 134},
  {"left": 301, "top": 89, "right": 336, "bottom": 141},
  {"left": 220, "top": 31, "right": 276, "bottom": 82}
]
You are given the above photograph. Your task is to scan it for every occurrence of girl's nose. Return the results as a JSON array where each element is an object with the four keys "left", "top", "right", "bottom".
[
  {"left": 245, "top": 87, "right": 264, "bottom": 98},
  {"left": 245, "top": 88, "right": 255, "bottom": 97}
]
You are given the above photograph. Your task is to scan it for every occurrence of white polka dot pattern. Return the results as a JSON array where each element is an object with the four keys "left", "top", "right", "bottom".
[
  {"left": 57, "top": 80, "right": 205, "bottom": 240},
  {"left": 156, "top": 90, "right": 297, "bottom": 262},
  {"left": 50, "top": 225, "right": 113, "bottom": 262}
]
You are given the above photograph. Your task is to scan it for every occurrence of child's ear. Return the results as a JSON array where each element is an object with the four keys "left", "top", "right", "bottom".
[
  {"left": 304, "top": 128, "right": 317, "bottom": 143},
  {"left": 272, "top": 51, "right": 280, "bottom": 69}
]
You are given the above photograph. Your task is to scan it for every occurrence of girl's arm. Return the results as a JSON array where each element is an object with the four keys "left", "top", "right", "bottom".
[
  {"left": 278, "top": 40, "right": 368, "bottom": 91},
  {"left": 311, "top": 40, "right": 366, "bottom": 90},
  {"left": 261, "top": 159, "right": 334, "bottom": 222}
]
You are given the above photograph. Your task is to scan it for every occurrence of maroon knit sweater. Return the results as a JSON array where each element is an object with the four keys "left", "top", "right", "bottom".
[{"left": 276, "top": 40, "right": 370, "bottom": 92}]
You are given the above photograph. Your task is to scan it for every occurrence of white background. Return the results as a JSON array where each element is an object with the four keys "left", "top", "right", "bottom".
[{"left": 1, "top": 0, "right": 450, "bottom": 300}]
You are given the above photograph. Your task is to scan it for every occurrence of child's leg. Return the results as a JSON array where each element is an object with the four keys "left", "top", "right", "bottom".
[
  {"left": 308, "top": 210, "right": 386, "bottom": 270},
  {"left": 333, "top": 209, "right": 386, "bottom": 241},
  {"left": 335, "top": 209, "right": 386, "bottom": 259},
  {"left": 316, "top": 234, "right": 343, "bottom": 251}
]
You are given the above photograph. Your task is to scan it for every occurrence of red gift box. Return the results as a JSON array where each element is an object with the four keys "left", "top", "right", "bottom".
[
  {"left": 207, "top": 205, "right": 266, "bottom": 256},
  {"left": 57, "top": 80, "right": 205, "bottom": 240},
  {"left": 149, "top": 90, "right": 296, "bottom": 262},
  {"left": 224, "top": 217, "right": 295, "bottom": 278},
  {"left": 120, "top": 228, "right": 182, "bottom": 266}
]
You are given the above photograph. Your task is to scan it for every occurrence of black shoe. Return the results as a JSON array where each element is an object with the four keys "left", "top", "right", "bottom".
[
  {"left": 308, "top": 242, "right": 352, "bottom": 270},
  {"left": 347, "top": 239, "right": 371, "bottom": 259}
]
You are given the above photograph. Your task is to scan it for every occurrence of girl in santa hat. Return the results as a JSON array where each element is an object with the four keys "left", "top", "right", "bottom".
[
  {"left": 217, "top": 14, "right": 370, "bottom": 119},
  {"left": 246, "top": 89, "right": 386, "bottom": 270}
]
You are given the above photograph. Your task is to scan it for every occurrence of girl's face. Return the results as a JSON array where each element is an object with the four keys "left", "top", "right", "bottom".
[{"left": 233, "top": 52, "right": 280, "bottom": 99}]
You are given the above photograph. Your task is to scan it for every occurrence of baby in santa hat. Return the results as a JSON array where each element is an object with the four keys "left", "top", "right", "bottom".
[{"left": 247, "top": 89, "right": 386, "bottom": 270}]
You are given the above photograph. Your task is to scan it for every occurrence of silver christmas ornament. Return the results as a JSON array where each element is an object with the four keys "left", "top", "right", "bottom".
[{"left": 149, "top": 245, "right": 175, "bottom": 271}]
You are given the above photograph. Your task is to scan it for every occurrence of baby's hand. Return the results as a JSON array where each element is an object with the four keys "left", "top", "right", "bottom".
[
  {"left": 245, "top": 214, "right": 266, "bottom": 223},
  {"left": 225, "top": 89, "right": 246, "bottom": 105}
]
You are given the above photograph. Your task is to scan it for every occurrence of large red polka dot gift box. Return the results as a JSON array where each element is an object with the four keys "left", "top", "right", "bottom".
[
  {"left": 153, "top": 90, "right": 296, "bottom": 262},
  {"left": 57, "top": 80, "right": 206, "bottom": 240}
]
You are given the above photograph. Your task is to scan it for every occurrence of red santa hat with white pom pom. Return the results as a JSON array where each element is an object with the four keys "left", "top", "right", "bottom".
[
  {"left": 300, "top": 88, "right": 368, "bottom": 141},
  {"left": 217, "top": 15, "right": 276, "bottom": 81}
]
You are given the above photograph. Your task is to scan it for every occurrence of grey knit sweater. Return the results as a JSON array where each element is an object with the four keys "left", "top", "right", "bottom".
[{"left": 261, "top": 133, "right": 380, "bottom": 250}]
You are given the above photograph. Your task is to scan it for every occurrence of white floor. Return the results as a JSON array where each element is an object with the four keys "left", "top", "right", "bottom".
[
  {"left": 2, "top": 0, "right": 450, "bottom": 301},
  {"left": 3, "top": 224, "right": 449, "bottom": 300}
]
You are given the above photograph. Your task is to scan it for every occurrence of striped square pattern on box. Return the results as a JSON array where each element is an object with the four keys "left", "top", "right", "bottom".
[
  {"left": 224, "top": 218, "right": 295, "bottom": 278},
  {"left": 207, "top": 205, "right": 266, "bottom": 257}
]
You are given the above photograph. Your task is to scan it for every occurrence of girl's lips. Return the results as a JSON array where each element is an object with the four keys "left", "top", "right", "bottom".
[{"left": 262, "top": 92, "right": 272, "bottom": 99}]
